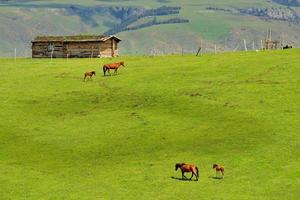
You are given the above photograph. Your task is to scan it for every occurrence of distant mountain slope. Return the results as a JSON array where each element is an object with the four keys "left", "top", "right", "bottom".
[
  {"left": 0, "top": 0, "right": 300, "bottom": 57},
  {"left": 273, "top": 0, "right": 300, "bottom": 6}
]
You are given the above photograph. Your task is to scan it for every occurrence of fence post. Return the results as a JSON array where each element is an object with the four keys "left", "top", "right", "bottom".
[
  {"left": 51, "top": 49, "right": 54, "bottom": 63},
  {"left": 14, "top": 48, "right": 17, "bottom": 62},
  {"left": 244, "top": 40, "right": 248, "bottom": 51},
  {"left": 200, "top": 40, "right": 203, "bottom": 56},
  {"left": 202, "top": 40, "right": 205, "bottom": 55}
]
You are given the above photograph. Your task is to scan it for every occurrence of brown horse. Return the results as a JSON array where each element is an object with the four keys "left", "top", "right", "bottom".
[
  {"left": 102, "top": 61, "right": 125, "bottom": 76},
  {"left": 83, "top": 71, "right": 96, "bottom": 81},
  {"left": 175, "top": 163, "right": 199, "bottom": 181},
  {"left": 213, "top": 164, "right": 224, "bottom": 178}
]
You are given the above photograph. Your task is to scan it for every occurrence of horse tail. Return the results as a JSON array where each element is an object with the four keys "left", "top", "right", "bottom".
[
  {"left": 196, "top": 167, "right": 199, "bottom": 179},
  {"left": 103, "top": 65, "right": 107, "bottom": 76}
]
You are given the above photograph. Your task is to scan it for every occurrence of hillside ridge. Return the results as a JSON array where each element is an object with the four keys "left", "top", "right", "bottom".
[{"left": 0, "top": 0, "right": 300, "bottom": 57}]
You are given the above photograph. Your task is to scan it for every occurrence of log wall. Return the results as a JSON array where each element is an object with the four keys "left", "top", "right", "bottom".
[
  {"left": 32, "top": 38, "right": 120, "bottom": 58},
  {"left": 32, "top": 42, "right": 64, "bottom": 58},
  {"left": 66, "top": 42, "right": 101, "bottom": 58},
  {"left": 100, "top": 40, "right": 113, "bottom": 57}
]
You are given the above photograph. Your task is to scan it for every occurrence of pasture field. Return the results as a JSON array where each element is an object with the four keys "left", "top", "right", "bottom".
[{"left": 0, "top": 50, "right": 300, "bottom": 199}]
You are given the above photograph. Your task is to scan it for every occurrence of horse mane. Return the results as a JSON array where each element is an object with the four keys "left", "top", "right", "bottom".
[
  {"left": 176, "top": 163, "right": 186, "bottom": 167},
  {"left": 213, "top": 164, "right": 224, "bottom": 169}
]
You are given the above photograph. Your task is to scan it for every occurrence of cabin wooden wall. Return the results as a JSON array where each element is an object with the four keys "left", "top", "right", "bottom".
[
  {"left": 32, "top": 39, "right": 120, "bottom": 58},
  {"left": 113, "top": 39, "right": 119, "bottom": 56},
  {"left": 100, "top": 40, "right": 113, "bottom": 57},
  {"left": 66, "top": 42, "right": 101, "bottom": 58},
  {"left": 99, "top": 39, "right": 119, "bottom": 57},
  {"left": 32, "top": 42, "right": 64, "bottom": 58}
]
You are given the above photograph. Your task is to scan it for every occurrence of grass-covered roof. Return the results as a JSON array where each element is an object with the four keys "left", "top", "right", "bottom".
[{"left": 32, "top": 35, "right": 121, "bottom": 42}]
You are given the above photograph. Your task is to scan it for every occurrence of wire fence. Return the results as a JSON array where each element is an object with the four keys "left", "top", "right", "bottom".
[{"left": 3, "top": 38, "right": 298, "bottom": 60}]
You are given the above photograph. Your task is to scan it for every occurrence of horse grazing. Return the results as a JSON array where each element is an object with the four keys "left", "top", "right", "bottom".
[
  {"left": 83, "top": 71, "right": 96, "bottom": 81},
  {"left": 102, "top": 61, "right": 125, "bottom": 76},
  {"left": 213, "top": 164, "right": 224, "bottom": 178},
  {"left": 175, "top": 163, "right": 199, "bottom": 181}
]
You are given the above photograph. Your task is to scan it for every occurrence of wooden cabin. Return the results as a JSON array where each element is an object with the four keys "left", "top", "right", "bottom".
[{"left": 31, "top": 35, "right": 121, "bottom": 58}]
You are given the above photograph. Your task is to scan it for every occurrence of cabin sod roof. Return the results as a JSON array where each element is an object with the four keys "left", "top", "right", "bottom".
[{"left": 32, "top": 35, "right": 121, "bottom": 43}]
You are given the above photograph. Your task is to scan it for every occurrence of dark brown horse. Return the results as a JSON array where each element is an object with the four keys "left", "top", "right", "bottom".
[
  {"left": 175, "top": 163, "right": 199, "bottom": 181},
  {"left": 283, "top": 45, "right": 292, "bottom": 49},
  {"left": 83, "top": 71, "right": 96, "bottom": 81},
  {"left": 213, "top": 164, "right": 224, "bottom": 178},
  {"left": 102, "top": 61, "right": 125, "bottom": 76}
]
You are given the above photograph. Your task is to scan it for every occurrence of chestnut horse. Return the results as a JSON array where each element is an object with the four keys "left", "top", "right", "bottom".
[
  {"left": 175, "top": 163, "right": 199, "bottom": 181},
  {"left": 102, "top": 61, "right": 125, "bottom": 76},
  {"left": 83, "top": 71, "right": 96, "bottom": 81},
  {"left": 213, "top": 164, "right": 224, "bottom": 178}
]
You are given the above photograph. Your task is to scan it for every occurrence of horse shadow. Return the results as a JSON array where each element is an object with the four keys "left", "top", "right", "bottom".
[
  {"left": 170, "top": 176, "right": 198, "bottom": 182},
  {"left": 103, "top": 74, "right": 120, "bottom": 77},
  {"left": 208, "top": 175, "right": 223, "bottom": 180}
]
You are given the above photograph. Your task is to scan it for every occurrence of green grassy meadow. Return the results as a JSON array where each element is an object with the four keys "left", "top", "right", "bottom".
[{"left": 0, "top": 50, "right": 300, "bottom": 199}]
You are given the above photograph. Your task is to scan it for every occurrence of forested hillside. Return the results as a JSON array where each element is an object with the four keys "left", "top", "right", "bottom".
[{"left": 1, "top": 0, "right": 300, "bottom": 56}]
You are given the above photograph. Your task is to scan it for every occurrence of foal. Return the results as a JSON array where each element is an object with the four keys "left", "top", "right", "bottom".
[
  {"left": 83, "top": 71, "right": 96, "bottom": 81},
  {"left": 175, "top": 163, "right": 199, "bottom": 181},
  {"left": 213, "top": 164, "right": 224, "bottom": 178}
]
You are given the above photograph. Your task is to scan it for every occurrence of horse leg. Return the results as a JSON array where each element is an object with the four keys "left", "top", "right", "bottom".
[
  {"left": 192, "top": 169, "right": 198, "bottom": 180},
  {"left": 83, "top": 75, "right": 86, "bottom": 82},
  {"left": 103, "top": 67, "right": 106, "bottom": 76},
  {"left": 191, "top": 168, "right": 198, "bottom": 180},
  {"left": 181, "top": 171, "right": 187, "bottom": 180},
  {"left": 190, "top": 173, "right": 194, "bottom": 180},
  {"left": 196, "top": 167, "right": 199, "bottom": 181}
]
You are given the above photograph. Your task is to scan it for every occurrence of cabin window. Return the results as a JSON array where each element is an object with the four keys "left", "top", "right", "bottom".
[{"left": 48, "top": 43, "right": 54, "bottom": 51}]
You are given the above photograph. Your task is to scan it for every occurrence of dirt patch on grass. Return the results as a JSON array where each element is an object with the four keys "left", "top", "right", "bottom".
[
  {"left": 55, "top": 72, "right": 70, "bottom": 78},
  {"left": 55, "top": 72, "right": 83, "bottom": 80},
  {"left": 189, "top": 92, "right": 202, "bottom": 97},
  {"left": 130, "top": 112, "right": 148, "bottom": 125},
  {"left": 244, "top": 79, "right": 283, "bottom": 84},
  {"left": 75, "top": 111, "right": 89, "bottom": 116}
]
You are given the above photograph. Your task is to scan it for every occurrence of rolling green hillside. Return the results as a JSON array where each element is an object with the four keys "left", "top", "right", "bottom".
[
  {"left": 0, "top": 50, "right": 299, "bottom": 199},
  {"left": 1, "top": 0, "right": 300, "bottom": 57}
]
